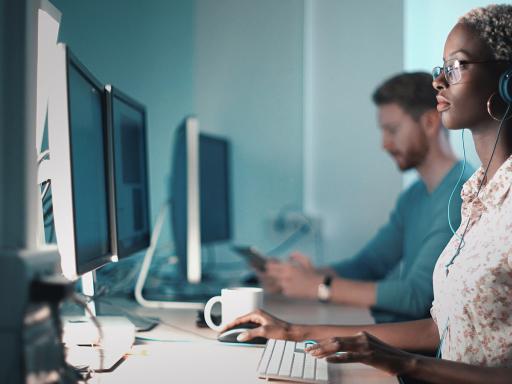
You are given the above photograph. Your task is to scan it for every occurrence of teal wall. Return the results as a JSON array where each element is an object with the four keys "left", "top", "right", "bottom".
[
  {"left": 51, "top": 0, "right": 196, "bottom": 240},
  {"left": 304, "top": 0, "right": 403, "bottom": 264},
  {"left": 194, "top": 0, "right": 305, "bottom": 255}
]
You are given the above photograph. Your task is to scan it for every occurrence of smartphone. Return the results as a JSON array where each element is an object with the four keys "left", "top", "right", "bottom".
[{"left": 232, "top": 245, "right": 268, "bottom": 272}]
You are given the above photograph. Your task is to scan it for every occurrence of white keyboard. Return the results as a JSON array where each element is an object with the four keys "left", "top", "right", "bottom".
[{"left": 257, "top": 339, "right": 328, "bottom": 383}]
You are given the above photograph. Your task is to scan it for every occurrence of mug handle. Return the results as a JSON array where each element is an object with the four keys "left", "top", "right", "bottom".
[{"left": 204, "top": 295, "right": 223, "bottom": 331}]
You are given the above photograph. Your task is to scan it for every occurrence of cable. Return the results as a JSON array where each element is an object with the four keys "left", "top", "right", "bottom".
[
  {"left": 447, "top": 129, "right": 467, "bottom": 242},
  {"left": 69, "top": 293, "right": 105, "bottom": 373},
  {"left": 444, "top": 103, "right": 511, "bottom": 274},
  {"left": 93, "top": 297, "right": 160, "bottom": 332}
]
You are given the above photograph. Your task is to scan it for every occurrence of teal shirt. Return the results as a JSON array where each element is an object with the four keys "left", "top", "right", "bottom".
[{"left": 331, "top": 161, "right": 474, "bottom": 323}]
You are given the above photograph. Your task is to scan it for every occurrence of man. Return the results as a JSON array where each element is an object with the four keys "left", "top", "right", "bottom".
[{"left": 259, "top": 72, "right": 474, "bottom": 323}]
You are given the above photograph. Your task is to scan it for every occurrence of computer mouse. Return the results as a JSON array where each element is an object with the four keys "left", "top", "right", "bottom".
[{"left": 217, "top": 322, "right": 267, "bottom": 345}]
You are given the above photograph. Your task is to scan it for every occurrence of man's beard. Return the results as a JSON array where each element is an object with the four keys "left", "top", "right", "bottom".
[{"left": 392, "top": 144, "right": 429, "bottom": 172}]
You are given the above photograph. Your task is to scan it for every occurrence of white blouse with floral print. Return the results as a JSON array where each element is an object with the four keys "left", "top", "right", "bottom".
[{"left": 431, "top": 154, "right": 512, "bottom": 367}]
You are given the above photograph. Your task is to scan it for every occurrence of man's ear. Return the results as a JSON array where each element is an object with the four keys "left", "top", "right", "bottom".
[{"left": 419, "top": 109, "right": 441, "bottom": 138}]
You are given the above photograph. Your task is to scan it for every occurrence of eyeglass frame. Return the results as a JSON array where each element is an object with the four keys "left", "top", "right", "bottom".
[{"left": 432, "top": 59, "right": 510, "bottom": 85}]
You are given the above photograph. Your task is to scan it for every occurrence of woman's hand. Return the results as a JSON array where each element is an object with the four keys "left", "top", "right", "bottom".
[
  {"left": 306, "top": 332, "right": 417, "bottom": 377},
  {"left": 220, "top": 309, "right": 300, "bottom": 342}
]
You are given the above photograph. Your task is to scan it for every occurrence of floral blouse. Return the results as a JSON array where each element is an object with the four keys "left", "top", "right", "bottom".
[{"left": 431, "top": 154, "right": 512, "bottom": 367}]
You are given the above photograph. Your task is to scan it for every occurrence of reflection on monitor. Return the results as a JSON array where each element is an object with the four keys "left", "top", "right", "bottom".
[
  {"left": 171, "top": 117, "right": 232, "bottom": 284},
  {"left": 48, "top": 44, "right": 113, "bottom": 280},
  {"left": 105, "top": 85, "right": 150, "bottom": 259}
]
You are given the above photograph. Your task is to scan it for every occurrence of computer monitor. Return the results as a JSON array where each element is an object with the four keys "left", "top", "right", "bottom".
[
  {"left": 47, "top": 43, "right": 114, "bottom": 280},
  {"left": 104, "top": 85, "right": 150, "bottom": 259},
  {"left": 46, "top": 45, "right": 137, "bottom": 369},
  {"left": 171, "top": 117, "right": 232, "bottom": 284},
  {"left": 199, "top": 134, "right": 231, "bottom": 244}
]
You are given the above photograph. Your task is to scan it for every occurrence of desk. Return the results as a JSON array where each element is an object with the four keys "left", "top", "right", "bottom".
[{"left": 89, "top": 296, "right": 398, "bottom": 383}]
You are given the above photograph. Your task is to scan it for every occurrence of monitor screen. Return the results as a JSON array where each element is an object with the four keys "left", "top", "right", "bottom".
[
  {"left": 67, "top": 54, "right": 111, "bottom": 275},
  {"left": 199, "top": 134, "right": 231, "bottom": 243},
  {"left": 108, "top": 87, "right": 150, "bottom": 258}
]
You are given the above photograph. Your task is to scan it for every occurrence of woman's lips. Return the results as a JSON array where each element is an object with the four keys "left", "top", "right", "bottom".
[{"left": 436, "top": 95, "right": 451, "bottom": 112}]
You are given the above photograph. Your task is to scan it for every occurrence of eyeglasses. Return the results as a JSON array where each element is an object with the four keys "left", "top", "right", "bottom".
[{"left": 432, "top": 59, "right": 508, "bottom": 85}]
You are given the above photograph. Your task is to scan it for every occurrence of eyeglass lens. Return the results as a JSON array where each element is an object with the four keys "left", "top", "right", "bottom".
[{"left": 432, "top": 60, "right": 462, "bottom": 84}]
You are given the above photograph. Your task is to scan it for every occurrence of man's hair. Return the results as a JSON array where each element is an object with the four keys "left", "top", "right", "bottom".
[
  {"left": 459, "top": 4, "right": 512, "bottom": 62},
  {"left": 372, "top": 72, "right": 437, "bottom": 121}
]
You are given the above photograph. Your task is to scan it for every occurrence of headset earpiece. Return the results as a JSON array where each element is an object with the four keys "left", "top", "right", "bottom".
[{"left": 498, "top": 67, "right": 512, "bottom": 104}]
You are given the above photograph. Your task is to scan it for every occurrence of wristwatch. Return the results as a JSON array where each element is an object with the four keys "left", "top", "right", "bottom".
[{"left": 317, "top": 275, "right": 333, "bottom": 303}]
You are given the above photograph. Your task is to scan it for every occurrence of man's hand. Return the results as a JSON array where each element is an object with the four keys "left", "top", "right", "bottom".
[
  {"left": 288, "top": 252, "right": 315, "bottom": 270},
  {"left": 255, "top": 263, "right": 282, "bottom": 294},
  {"left": 220, "top": 309, "right": 300, "bottom": 342},
  {"left": 266, "top": 253, "right": 323, "bottom": 300}
]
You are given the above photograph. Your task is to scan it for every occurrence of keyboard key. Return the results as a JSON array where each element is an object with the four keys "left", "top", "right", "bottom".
[
  {"left": 316, "top": 358, "right": 328, "bottom": 381},
  {"left": 266, "top": 340, "right": 285, "bottom": 375},
  {"left": 290, "top": 352, "right": 304, "bottom": 378},
  {"left": 295, "top": 342, "right": 306, "bottom": 351},
  {"left": 278, "top": 341, "right": 296, "bottom": 376},
  {"left": 257, "top": 339, "right": 275, "bottom": 376},
  {"left": 303, "top": 352, "right": 316, "bottom": 380}
]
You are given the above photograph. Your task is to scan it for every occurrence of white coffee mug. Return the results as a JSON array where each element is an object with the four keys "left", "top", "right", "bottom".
[{"left": 203, "top": 287, "right": 263, "bottom": 331}]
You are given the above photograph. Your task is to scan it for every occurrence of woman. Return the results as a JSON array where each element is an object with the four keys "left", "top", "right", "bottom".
[{"left": 222, "top": 5, "right": 512, "bottom": 383}]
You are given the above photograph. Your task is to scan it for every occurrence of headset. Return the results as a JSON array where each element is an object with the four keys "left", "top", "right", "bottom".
[{"left": 499, "top": 67, "right": 512, "bottom": 104}]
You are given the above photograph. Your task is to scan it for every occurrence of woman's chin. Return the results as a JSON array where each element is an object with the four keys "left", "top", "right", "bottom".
[{"left": 441, "top": 112, "right": 465, "bottom": 130}]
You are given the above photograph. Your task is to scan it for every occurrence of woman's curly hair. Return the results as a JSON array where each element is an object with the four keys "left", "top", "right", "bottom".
[{"left": 459, "top": 4, "right": 512, "bottom": 62}]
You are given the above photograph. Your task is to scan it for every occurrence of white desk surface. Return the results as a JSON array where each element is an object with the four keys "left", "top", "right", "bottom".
[{"left": 88, "top": 295, "right": 398, "bottom": 384}]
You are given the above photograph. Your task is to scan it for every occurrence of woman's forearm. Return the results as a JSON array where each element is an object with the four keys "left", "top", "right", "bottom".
[
  {"left": 408, "top": 355, "right": 512, "bottom": 384},
  {"left": 292, "top": 318, "right": 439, "bottom": 352}
]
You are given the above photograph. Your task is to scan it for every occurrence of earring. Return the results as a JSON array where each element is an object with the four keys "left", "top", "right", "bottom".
[{"left": 487, "top": 92, "right": 512, "bottom": 121}]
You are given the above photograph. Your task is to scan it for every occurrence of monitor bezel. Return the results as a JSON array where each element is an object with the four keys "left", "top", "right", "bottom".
[
  {"left": 171, "top": 116, "right": 202, "bottom": 283},
  {"left": 48, "top": 44, "right": 114, "bottom": 280}
]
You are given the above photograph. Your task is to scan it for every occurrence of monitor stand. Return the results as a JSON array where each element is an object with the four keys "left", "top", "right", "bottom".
[
  {"left": 134, "top": 202, "right": 231, "bottom": 309},
  {"left": 61, "top": 271, "right": 135, "bottom": 371}
]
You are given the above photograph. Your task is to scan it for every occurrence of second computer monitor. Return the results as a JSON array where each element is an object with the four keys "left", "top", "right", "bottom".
[
  {"left": 171, "top": 117, "right": 231, "bottom": 283},
  {"left": 199, "top": 134, "right": 231, "bottom": 244},
  {"left": 105, "top": 85, "right": 151, "bottom": 259}
]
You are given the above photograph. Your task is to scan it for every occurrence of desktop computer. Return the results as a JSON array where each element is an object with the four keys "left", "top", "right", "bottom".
[
  {"left": 45, "top": 43, "right": 154, "bottom": 371},
  {"left": 48, "top": 44, "right": 114, "bottom": 281},
  {"left": 134, "top": 117, "right": 233, "bottom": 308},
  {"left": 171, "top": 118, "right": 232, "bottom": 283}
]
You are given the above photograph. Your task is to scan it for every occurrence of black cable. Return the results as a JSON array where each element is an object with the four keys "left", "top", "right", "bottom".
[{"left": 445, "top": 103, "right": 511, "bottom": 274}]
